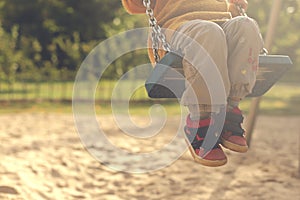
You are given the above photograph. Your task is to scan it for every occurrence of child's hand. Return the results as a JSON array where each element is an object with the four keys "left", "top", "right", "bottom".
[{"left": 229, "top": 0, "right": 248, "bottom": 10}]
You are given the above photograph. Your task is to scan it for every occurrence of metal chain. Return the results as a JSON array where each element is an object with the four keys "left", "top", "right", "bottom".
[
  {"left": 143, "top": 0, "right": 171, "bottom": 62},
  {"left": 236, "top": 4, "right": 248, "bottom": 17}
]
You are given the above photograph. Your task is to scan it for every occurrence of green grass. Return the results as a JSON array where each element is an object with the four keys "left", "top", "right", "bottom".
[
  {"left": 240, "top": 83, "right": 300, "bottom": 115},
  {"left": 0, "top": 81, "right": 74, "bottom": 100},
  {"left": 0, "top": 81, "right": 299, "bottom": 116},
  {"left": 0, "top": 80, "right": 148, "bottom": 101}
]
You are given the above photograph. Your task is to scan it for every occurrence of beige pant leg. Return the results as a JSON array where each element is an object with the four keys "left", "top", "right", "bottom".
[
  {"left": 170, "top": 20, "right": 230, "bottom": 112},
  {"left": 222, "top": 16, "right": 264, "bottom": 98}
]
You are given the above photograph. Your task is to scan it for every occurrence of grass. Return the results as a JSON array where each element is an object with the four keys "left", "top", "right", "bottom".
[
  {"left": 239, "top": 83, "right": 300, "bottom": 115},
  {"left": 0, "top": 81, "right": 73, "bottom": 101},
  {"left": 0, "top": 81, "right": 299, "bottom": 116},
  {"left": 0, "top": 80, "right": 148, "bottom": 101}
]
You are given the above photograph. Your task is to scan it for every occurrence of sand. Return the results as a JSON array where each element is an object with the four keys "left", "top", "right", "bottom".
[{"left": 0, "top": 113, "right": 300, "bottom": 200}]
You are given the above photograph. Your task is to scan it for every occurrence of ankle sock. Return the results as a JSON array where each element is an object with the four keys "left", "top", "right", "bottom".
[
  {"left": 190, "top": 112, "right": 211, "bottom": 121},
  {"left": 228, "top": 97, "right": 241, "bottom": 110}
]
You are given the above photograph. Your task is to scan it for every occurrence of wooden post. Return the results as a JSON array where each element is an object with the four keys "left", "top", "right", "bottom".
[
  {"left": 299, "top": 131, "right": 300, "bottom": 177},
  {"left": 246, "top": 0, "right": 283, "bottom": 146}
]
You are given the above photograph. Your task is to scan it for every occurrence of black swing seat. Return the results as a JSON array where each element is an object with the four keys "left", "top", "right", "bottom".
[{"left": 145, "top": 52, "right": 293, "bottom": 99}]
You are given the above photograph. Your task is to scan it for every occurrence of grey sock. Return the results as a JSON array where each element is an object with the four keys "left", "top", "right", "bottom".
[
  {"left": 228, "top": 98, "right": 240, "bottom": 110},
  {"left": 190, "top": 112, "right": 211, "bottom": 121}
]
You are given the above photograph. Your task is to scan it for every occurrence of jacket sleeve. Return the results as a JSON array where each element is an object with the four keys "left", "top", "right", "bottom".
[{"left": 122, "top": 0, "right": 155, "bottom": 14}]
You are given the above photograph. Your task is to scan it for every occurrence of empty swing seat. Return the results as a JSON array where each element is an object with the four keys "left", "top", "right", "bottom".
[{"left": 145, "top": 52, "right": 293, "bottom": 99}]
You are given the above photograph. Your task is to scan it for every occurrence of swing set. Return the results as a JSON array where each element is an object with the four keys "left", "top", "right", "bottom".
[{"left": 143, "top": 0, "right": 292, "bottom": 99}]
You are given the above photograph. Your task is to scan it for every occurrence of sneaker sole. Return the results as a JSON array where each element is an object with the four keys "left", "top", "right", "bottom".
[
  {"left": 184, "top": 138, "right": 227, "bottom": 167},
  {"left": 221, "top": 137, "right": 248, "bottom": 153}
]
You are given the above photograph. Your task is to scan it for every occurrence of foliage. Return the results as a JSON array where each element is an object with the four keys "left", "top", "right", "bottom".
[
  {"left": 248, "top": 0, "right": 300, "bottom": 81},
  {"left": 0, "top": 0, "right": 121, "bottom": 81},
  {"left": 0, "top": 24, "right": 33, "bottom": 84}
]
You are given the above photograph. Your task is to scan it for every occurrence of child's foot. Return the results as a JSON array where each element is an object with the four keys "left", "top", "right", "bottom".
[
  {"left": 184, "top": 115, "right": 227, "bottom": 167},
  {"left": 221, "top": 107, "right": 248, "bottom": 153}
]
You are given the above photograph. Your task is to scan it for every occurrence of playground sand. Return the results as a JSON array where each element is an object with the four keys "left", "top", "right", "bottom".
[{"left": 0, "top": 113, "right": 299, "bottom": 200}]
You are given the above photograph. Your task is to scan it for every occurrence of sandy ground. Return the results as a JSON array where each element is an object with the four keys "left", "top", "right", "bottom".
[{"left": 0, "top": 113, "right": 300, "bottom": 200}]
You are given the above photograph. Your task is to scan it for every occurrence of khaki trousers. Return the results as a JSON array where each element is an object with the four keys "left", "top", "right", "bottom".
[{"left": 170, "top": 16, "right": 264, "bottom": 112}]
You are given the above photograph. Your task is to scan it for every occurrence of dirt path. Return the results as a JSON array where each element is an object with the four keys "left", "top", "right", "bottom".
[{"left": 0, "top": 113, "right": 299, "bottom": 200}]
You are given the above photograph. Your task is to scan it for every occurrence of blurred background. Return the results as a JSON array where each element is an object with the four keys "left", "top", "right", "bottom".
[
  {"left": 0, "top": 0, "right": 299, "bottom": 114},
  {"left": 0, "top": 1, "right": 299, "bottom": 199}
]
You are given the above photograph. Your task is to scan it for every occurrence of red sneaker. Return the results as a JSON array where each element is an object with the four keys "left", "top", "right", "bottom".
[
  {"left": 221, "top": 107, "right": 248, "bottom": 153},
  {"left": 184, "top": 115, "right": 227, "bottom": 167}
]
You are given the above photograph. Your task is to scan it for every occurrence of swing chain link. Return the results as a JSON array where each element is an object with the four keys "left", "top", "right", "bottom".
[
  {"left": 143, "top": 0, "right": 171, "bottom": 62},
  {"left": 236, "top": 4, "right": 248, "bottom": 17}
]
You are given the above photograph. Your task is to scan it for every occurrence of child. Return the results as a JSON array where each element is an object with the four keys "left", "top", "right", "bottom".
[{"left": 122, "top": 0, "right": 264, "bottom": 167}]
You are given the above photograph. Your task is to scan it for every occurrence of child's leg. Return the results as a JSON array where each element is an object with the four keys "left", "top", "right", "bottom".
[
  {"left": 170, "top": 20, "right": 230, "bottom": 166},
  {"left": 171, "top": 19, "right": 230, "bottom": 115},
  {"left": 221, "top": 16, "right": 264, "bottom": 152},
  {"left": 222, "top": 16, "right": 264, "bottom": 102}
]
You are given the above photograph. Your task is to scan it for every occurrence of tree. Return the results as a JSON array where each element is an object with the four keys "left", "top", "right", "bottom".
[
  {"left": 0, "top": 0, "right": 122, "bottom": 72},
  {"left": 248, "top": 0, "right": 300, "bottom": 81}
]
